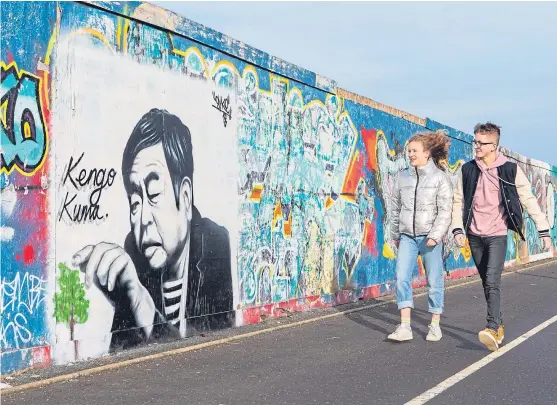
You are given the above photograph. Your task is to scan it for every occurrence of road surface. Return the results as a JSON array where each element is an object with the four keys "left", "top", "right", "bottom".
[{"left": 3, "top": 260, "right": 557, "bottom": 405}]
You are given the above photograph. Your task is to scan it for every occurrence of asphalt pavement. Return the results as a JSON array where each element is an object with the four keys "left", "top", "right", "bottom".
[{"left": 3, "top": 260, "right": 557, "bottom": 405}]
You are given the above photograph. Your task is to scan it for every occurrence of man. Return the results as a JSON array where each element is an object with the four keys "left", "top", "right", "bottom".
[
  {"left": 73, "top": 108, "right": 234, "bottom": 349},
  {"left": 451, "top": 122, "right": 551, "bottom": 351}
]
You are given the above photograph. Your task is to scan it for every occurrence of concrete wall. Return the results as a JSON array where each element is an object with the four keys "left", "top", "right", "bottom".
[{"left": 1, "top": 1, "right": 556, "bottom": 374}]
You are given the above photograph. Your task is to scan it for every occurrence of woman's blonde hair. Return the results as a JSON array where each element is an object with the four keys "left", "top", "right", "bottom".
[{"left": 408, "top": 130, "right": 451, "bottom": 171}]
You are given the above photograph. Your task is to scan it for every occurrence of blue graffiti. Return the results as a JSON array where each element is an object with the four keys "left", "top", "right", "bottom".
[{"left": 1, "top": 62, "right": 48, "bottom": 176}]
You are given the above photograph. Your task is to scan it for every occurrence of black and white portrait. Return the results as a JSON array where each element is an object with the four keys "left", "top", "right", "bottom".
[
  {"left": 53, "top": 41, "right": 238, "bottom": 361},
  {"left": 71, "top": 109, "right": 234, "bottom": 349}
]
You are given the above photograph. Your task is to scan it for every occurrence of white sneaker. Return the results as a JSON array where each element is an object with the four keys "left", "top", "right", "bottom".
[
  {"left": 388, "top": 324, "right": 413, "bottom": 342},
  {"left": 426, "top": 324, "right": 442, "bottom": 342}
]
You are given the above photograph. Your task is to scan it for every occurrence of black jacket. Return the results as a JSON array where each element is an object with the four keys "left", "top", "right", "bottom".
[{"left": 452, "top": 159, "right": 550, "bottom": 241}]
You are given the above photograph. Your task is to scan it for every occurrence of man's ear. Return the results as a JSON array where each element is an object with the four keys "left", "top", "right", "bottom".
[{"left": 179, "top": 177, "right": 193, "bottom": 222}]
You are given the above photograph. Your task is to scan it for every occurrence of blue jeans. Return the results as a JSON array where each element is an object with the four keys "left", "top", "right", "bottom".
[{"left": 395, "top": 234, "right": 445, "bottom": 314}]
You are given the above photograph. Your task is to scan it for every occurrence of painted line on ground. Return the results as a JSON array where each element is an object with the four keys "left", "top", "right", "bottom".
[
  {"left": 404, "top": 311, "right": 557, "bottom": 405},
  {"left": 2, "top": 258, "right": 555, "bottom": 396}
]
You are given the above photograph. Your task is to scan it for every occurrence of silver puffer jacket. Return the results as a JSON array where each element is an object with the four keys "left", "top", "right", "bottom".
[{"left": 390, "top": 158, "right": 454, "bottom": 243}]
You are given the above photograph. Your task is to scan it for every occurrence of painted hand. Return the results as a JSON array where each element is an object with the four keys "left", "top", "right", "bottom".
[
  {"left": 454, "top": 234, "right": 466, "bottom": 248},
  {"left": 426, "top": 238, "right": 437, "bottom": 248},
  {"left": 72, "top": 243, "right": 155, "bottom": 332}
]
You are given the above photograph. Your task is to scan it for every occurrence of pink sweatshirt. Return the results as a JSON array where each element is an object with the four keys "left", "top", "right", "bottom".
[{"left": 469, "top": 153, "right": 509, "bottom": 237}]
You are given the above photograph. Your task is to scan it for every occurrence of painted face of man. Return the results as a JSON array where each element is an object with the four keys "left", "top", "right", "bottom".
[{"left": 127, "top": 143, "right": 191, "bottom": 270}]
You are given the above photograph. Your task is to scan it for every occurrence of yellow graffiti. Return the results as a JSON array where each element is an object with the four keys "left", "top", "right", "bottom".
[
  {"left": 460, "top": 245, "right": 472, "bottom": 263},
  {"left": 44, "top": 4, "right": 60, "bottom": 66},
  {"left": 383, "top": 242, "right": 396, "bottom": 260},
  {"left": 321, "top": 234, "right": 336, "bottom": 294},
  {"left": 0, "top": 61, "right": 50, "bottom": 177},
  {"left": 0, "top": 99, "right": 7, "bottom": 128},
  {"left": 116, "top": 16, "right": 123, "bottom": 51},
  {"left": 443, "top": 158, "right": 466, "bottom": 173},
  {"left": 302, "top": 221, "right": 322, "bottom": 296},
  {"left": 272, "top": 202, "right": 282, "bottom": 229}
]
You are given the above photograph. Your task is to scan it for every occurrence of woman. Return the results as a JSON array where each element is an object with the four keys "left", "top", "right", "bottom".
[{"left": 388, "top": 130, "right": 453, "bottom": 342}]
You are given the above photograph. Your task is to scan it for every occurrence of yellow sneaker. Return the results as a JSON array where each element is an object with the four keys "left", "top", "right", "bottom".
[
  {"left": 497, "top": 325, "right": 504, "bottom": 345},
  {"left": 478, "top": 328, "right": 499, "bottom": 351}
]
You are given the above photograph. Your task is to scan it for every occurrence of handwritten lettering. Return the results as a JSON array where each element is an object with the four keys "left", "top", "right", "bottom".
[
  {"left": 0, "top": 272, "right": 47, "bottom": 350},
  {"left": 58, "top": 152, "right": 117, "bottom": 224},
  {"left": 212, "top": 91, "right": 232, "bottom": 127}
]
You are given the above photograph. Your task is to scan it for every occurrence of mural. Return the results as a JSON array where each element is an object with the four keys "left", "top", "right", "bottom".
[
  {"left": 50, "top": 24, "right": 237, "bottom": 361},
  {"left": 0, "top": 1, "right": 54, "bottom": 375},
  {"left": 1, "top": 1, "right": 556, "bottom": 374},
  {"left": 502, "top": 147, "right": 557, "bottom": 258}
]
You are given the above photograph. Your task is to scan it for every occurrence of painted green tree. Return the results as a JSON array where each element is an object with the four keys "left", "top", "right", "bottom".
[{"left": 54, "top": 262, "right": 89, "bottom": 357}]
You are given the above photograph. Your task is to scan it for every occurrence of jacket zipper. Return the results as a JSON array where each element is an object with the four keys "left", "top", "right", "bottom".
[{"left": 413, "top": 167, "right": 419, "bottom": 237}]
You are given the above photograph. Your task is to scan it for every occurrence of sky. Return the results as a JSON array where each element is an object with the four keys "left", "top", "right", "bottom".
[{"left": 155, "top": 1, "right": 557, "bottom": 166}]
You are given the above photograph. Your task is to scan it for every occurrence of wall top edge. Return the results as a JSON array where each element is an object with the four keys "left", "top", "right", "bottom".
[
  {"left": 337, "top": 88, "right": 426, "bottom": 127},
  {"left": 81, "top": 0, "right": 337, "bottom": 93},
  {"left": 425, "top": 118, "right": 474, "bottom": 144}
]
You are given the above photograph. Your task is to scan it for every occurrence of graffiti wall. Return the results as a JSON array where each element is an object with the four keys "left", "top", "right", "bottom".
[
  {"left": 1, "top": 1, "right": 556, "bottom": 374},
  {"left": 1, "top": 1, "right": 54, "bottom": 374}
]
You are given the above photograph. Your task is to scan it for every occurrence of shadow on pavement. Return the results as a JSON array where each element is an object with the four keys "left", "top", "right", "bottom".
[{"left": 343, "top": 301, "right": 485, "bottom": 351}]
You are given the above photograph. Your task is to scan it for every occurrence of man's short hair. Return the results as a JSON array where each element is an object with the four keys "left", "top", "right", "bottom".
[
  {"left": 473, "top": 122, "right": 501, "bottom": 144},
  {"left": 122, "top": 108, "right": 194, "bottom": 208}
]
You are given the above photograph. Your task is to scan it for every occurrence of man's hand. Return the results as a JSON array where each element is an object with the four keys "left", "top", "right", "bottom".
[
  {"left": 73, "top": 242, "right": 139, "bottom": 292},
  {"left": 72, "top": 242, "right": 156, "bottom": 333},
  {"left": 426, "top": 238, "right": 437, "bottom": 248},
  {"left": 541, "top": 236, "right": 552, "bottom": 252},
  {"left": 454, "top": 234, "right": 466, "bottom": 248}
]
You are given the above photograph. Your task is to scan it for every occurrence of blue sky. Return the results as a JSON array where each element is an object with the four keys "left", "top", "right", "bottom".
[{"left": 155, "top": 1, "right": 557, "bottom": 166}]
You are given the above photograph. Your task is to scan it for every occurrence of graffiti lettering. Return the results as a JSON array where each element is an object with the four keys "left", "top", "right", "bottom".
[
  {"left": 0, "top": 272, "right": 47, "bottom": 350},
  {"left": 58, "top": 152, "right": 117, "bottom": 223},
  {"left": 212, "top": 91, "right": 232, "bottom": 127},
  {"left": 1, "top": 62, "right": 48, "bottom": 176}
]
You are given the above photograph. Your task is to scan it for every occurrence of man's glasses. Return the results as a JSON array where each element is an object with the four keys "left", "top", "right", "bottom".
[{"left": 472, "top": 140, "right": 495, "bottom": 148}]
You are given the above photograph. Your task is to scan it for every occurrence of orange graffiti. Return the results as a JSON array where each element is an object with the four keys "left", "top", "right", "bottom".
[
  {"left": 361, "top": 127, "right": 378, "bottom": 171},
  {"left": 250, "top": 185, "right": 263, "bottom": 202},
  {"left": 341, "top": 150, "right": 364, "bottom": 202},
  {"left": 325, "top": 194, "right": 336, "bottom": 210},
  {"left": 272, "top": 202, "right": 282, "bottom": 228},
  {"left": 417, "top": 256, "right": 425, "bottom": 276},
  {"left": 362, "top": 220, "right": 379, "bottom": 256},
  {"left": 283, "top": 209, "right": 292, "bottom": 238}
]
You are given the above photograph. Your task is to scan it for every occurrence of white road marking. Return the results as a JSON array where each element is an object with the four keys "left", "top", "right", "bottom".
[{"left": 404, "top": 313, "right": 557, "bottom": 405}]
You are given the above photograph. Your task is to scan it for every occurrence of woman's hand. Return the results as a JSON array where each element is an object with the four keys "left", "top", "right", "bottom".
[{"left": 426, "top": 238, "right": 437, "bottom": 247}]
